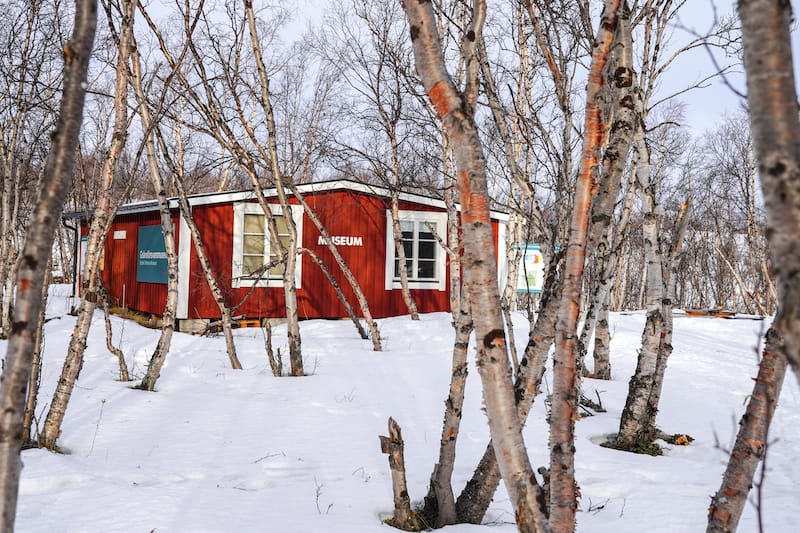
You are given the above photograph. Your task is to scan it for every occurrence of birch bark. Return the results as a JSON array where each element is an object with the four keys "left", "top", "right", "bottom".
[
  {"left": 550, "top": 1, "right": 621, "bottom": 529},
  {"left": 738, "top": 0, "right": 800, "bottom": 384},
  {"left": 244, "top": 0, "right": 303, "bottom": 376},
  {"left": 40, "top": 0, "right": 133, "bottom": 447},
  {"left": 706, "top": 327, "right": 787, "bottom": 533},
  {"left": 130, "top": 35, "right": 180, "bottom": 391},
  {"left": 400, "top": 2, "right": 546, "bottom": 530}
]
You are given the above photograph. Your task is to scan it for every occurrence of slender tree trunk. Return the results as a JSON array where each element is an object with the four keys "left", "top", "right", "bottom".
[
  {"left": 576, "top": 7, "right": 636, "bottom": 375},
  {"left": 456, "top": 252, "right": 563, "bottom": 524},
  {"left": 615, "top": 133, "right": 662, "bottom": 449},
  {"left": 423, "top": 298, "right": 472, "bottom": 527},
  {"left": 706, "top": 327, "right": 787, "bottom": 533},
  {"left": 0, "top": 1, "right": 95, "bottom": 527},
  {"left": 442, "top": 132, "right": 461, "bottom": 319},
  {"left": 644, "top": 199, "right": 691, "bottom": 434},
  {"left": 130, "top": 35, "right": 180, "bottom": 391},
  {"left": 101, "top": 291, "right": 130, "bottom": 382},
  {"left": 244, "top": 0, "right": 302, "bottom": 376},
  {"left": 738, "top": 0, "right": 800, "bottom": 384},
  {"left": 592, "top": 300, "right": 611, "bottom": 379},
  {"left": 401, "top": 3, "right": 546, "bottom": 530},
  {"left": 153, "top": 116, "right": 242, "bottom": 370},
  {"left": 389, "top": 133, "right": 419, "bottom": 320},
  {"left": 22, "top": 268, "right": 51, "bottom": 445},
  {"left": 593, "top": 167, "right": 638, "bottom": 373},
  {"left": 40, "top": 0, "right": 133, "bottom": 446},
  {"left": 549, "top": 2, "right": 621, "bottom": 529}
]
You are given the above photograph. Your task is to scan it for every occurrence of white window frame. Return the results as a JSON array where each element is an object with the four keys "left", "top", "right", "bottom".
[
  {"left": 232, "top": 202, "right": 303, "bottom": 288},
  {"left": 385, "top": 209, "right": 447, "bottom": 291}
]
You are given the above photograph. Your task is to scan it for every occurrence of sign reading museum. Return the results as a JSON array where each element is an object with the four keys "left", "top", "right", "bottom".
[{"left": 137, "top": 225, "right": 168, "bottom": 284}]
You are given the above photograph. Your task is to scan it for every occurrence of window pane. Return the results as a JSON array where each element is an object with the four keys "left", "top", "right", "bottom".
[
  {"left": 417, "top": 259, "right": 436, "bottom": 279},
  {"left": 243, "top": 234, "right": 264, "bottom": 255},
  {"left": 419, "top": 227, "right": 436, "bottom": 242},
  {"left": 243, "top": 255, "right": 263, "bottom": 276},
  {"left": 266, "top": 247, "right": 279, "bottom": 274},
  {"left": 273, "top": 214, "right": 289, "bottom": 236},
  {"left": 244, "top": 213, "right": 265, "bottom": 234},
  {"left": 392, "top": 216, "right": 441, "bottom": 284},
  {"left": 418, "top": 240, "right": 435, "bottom": 260}
]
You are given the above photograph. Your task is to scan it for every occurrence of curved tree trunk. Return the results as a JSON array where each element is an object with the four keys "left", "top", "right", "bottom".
[
  {"left": 299, "top": 247, "right": 368, "bottom": 340},
  {"left": 456, "top": 252, "right": 563, "bottom": 524},
  {"left": 244, "top": 0, "right": 303, "bottom": 376},
  {"left": 290, "top": 186, "right": 381, "bottom": 350},
  {"left": 0, "top": 1, "right": 95, "bottom": 527},
  {"left": 389, "top": 146, "right": 419, "bottom": 320},
  {"left": 153, "top": 117, "right": 242, "bottom": 370},
  {"left": 422, "top": 297, "right": 472, "bottom": 527},
  {"left": 101, "top": 291, "right": 130, "bottom": 382}
]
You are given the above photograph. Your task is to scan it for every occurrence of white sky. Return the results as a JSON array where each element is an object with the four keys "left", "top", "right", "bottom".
[{"left": 141, "top": 0, "right": 799, "bottom": 135}]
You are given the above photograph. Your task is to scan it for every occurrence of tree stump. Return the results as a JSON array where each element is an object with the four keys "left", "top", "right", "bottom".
[{"left": 380, "top": 417, "right": 415, "bottom": 530}]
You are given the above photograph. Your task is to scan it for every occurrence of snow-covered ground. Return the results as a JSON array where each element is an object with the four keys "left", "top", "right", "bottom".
[{"left": 7, "top": 285, "right": 799, "bottom": 532}]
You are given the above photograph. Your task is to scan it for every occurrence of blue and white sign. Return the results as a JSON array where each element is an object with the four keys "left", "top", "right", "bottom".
[{"left": 137, "top": 225, "right": 168, "bottom": 283}]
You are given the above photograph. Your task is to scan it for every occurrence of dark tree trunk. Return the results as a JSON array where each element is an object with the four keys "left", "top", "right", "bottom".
[
  {"left": 707, "top": 327, "right": 787, "bottom": 533},
  {"left": 0, "top": 1, "right": 96, "bottom": 527}
]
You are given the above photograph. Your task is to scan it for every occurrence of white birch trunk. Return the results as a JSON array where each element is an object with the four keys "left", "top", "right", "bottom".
[
  {"left": 40, "top": 0, "right": 133, "bottom": 445},
  {"left": 130, "top": 33, "right": 179, "bottom": 391}
]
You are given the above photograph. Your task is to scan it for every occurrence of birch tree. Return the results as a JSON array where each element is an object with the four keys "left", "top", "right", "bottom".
[
  {"left": 152, "top": 110, "right": 243, "bottom": 370},
  {"left": 549, "top": 1, "right": 622, "bottom": 528},
  {"left": 39, "top": 0, "right": 134, "bottom": 449},
  {"left": 0, "top": 0, "right": 96, "bottom": 527},
  {"left": 0, "top": 0, "right": 67, "bottom": 338},
  {"left": 400, "top": 2, "right": 547, "bottom": 530},
  {"left": 704, "top": 1, "right": 800, "bottom": 527}
]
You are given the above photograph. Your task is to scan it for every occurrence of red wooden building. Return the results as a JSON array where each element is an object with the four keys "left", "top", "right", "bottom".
[{"left": 82, "top": 180, "right": 508, "bottom": 331}]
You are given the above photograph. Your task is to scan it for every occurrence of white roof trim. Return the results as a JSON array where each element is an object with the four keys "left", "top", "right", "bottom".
[{"left": 114, "top": 179, "right": 509, "bottom": 221}]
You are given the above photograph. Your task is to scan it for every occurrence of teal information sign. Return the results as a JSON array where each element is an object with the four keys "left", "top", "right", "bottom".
[{"left": 137, "top": 225, "right": 168, "bottom": 283}]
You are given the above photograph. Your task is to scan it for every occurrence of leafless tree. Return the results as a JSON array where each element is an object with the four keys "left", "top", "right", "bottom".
[
  {"left": 400, "top": 2, "right": 548, "bottom": 530},
  {"left": 0, "top": 0, "right": 96, "bottom": 527},
  {"left": 40, "top": 0, "right": 134, "bottom": 448}
]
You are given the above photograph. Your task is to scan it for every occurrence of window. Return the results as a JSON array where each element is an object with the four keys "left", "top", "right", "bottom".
[
  {"left": 385, "top": 210, "right": 447, "bottom": 291},
  {"left": 232, "top": 203, "right": 302, "bottom": 288}
]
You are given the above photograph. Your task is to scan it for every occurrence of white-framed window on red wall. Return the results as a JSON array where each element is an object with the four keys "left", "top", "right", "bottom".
[
  {"left": 232, "top": 202, "right": 303, "bottom": 288},
  {"left": 384, "top": 210, "right": 447, "bottom": 291}
]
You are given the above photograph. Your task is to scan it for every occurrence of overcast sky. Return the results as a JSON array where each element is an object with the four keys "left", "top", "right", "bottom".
[{"left": 144, "top": 0, "right": 799, "bottom": 136}]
